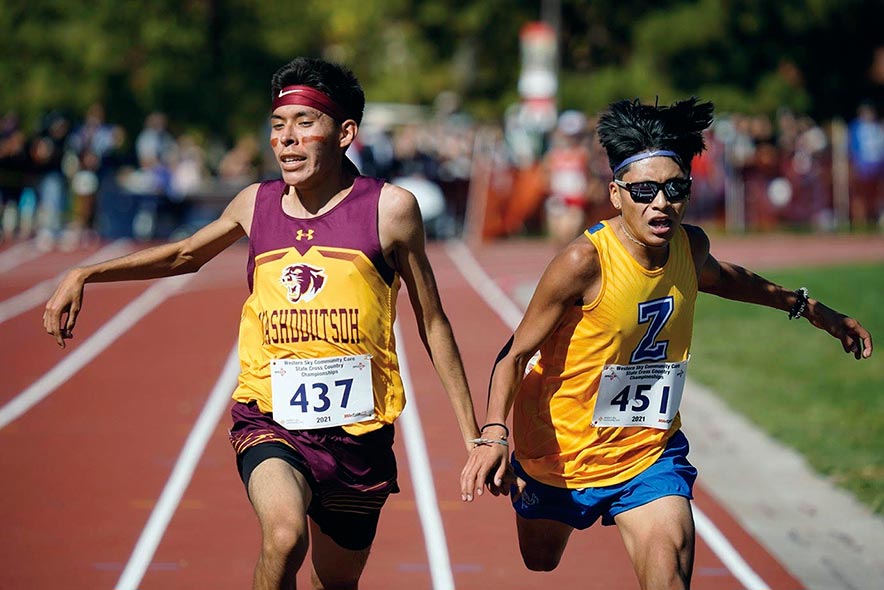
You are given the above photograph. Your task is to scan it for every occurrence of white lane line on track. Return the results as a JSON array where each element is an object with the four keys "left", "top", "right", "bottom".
[
  {"left": 692, "top": 507, "right": 770, "bottom": 590},
  {"left": 0, "top": 240, "right": 133, "bottom": 325},
  {"left": 395, "top": 322, "right": 456, "bottom": 590},
  {"left": 0, "top": 273, "right": 191, "bottom": 430},
  {"left": 117, "top": 327, "right": 455, "bottom": 590},
  {"left": 444, "top": 239, "right": 771, "bottom": 590},
  {"left": 117, "top": 319, "right": 453, "bottom": 589},
  {"left": 115, "top": 346, "right": 240, "bottom": 590},
  {"left": 444, "top": 241, "right": 524, "bottom": 330},
  {"left": 0, "top": 240, "right": 43, "bottom": 273}
]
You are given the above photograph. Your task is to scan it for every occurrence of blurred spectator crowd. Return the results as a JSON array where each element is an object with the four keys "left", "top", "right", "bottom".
[
  {"left": 0, "top": 104, "right": 275, "bottom": 250},
  {"left": 495, "top": 100, "right": 884, "bottom": 246},
  {"left": 0, "top": 100, "right": 476, "bottom": 249},
  {"left": 1, "top": 97, "right": 882, "bottom": 250}
]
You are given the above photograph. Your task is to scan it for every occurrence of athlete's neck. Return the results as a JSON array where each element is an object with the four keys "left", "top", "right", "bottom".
[
  {"left": 617, "top": 216, "right": 669, "bottom": 268},
  {"left": 286, "top": 172, "right": 357, "bottom": 217}
]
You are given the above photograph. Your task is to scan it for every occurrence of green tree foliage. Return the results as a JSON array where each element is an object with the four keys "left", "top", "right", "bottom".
[
  {"left": 0, "top": 0, "right": 879, "bottom": 140},
  {"left": 0, "top": 0, "right": 536, "bottom": 137},
  {"left": 557, "top": 0, "right": 883, "bottom": 119}
]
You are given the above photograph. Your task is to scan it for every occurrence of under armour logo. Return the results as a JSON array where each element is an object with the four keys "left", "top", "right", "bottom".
[{"left": 295, "top": 229, "right": 314, "bottom": 241}]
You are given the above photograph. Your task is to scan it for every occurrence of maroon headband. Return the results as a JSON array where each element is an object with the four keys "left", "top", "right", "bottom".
[{"left": 272, "top": 85, "right": 349, "bottom": 122}]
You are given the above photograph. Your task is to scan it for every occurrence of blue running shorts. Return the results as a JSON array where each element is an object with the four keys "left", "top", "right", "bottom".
[{"left": 511, "top": 430, "right": 697, "bottom": 528}]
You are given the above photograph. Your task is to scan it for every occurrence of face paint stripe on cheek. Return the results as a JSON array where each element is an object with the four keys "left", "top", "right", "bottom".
[
  {"left": 301, "top": 135, "right": 325, "bottom": 144},
  {"left": 270, "top": 137, "right": 279, "bottom": 148}
]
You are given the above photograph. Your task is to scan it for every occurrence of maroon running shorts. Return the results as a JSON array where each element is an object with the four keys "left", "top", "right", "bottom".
[{"left": 229, "top": 401, "right": 399, "bottom": 550}]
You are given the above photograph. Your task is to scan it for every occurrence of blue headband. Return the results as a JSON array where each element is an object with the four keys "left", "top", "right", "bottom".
[{"left": 612, "top": 150, "right": 682, "bottom": 175}]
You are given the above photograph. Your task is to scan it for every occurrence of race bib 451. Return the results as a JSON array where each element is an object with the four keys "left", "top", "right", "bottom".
[{"left": 591, "top": 358, "right": 688, "bottom": 429}]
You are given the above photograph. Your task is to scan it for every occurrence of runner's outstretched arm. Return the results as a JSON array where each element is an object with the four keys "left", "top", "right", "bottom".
[
  {"left": 379, "top": 184, "right": 482, "bottom": 455},
  {"left": 460, "top": 239, "right": 601, "bottom": 501},
  {"left": 687, "top": 225, "right": 873, "bottom": 360},
  {"left": 43, "top": 184, "right": 257, "bottom": 348}
]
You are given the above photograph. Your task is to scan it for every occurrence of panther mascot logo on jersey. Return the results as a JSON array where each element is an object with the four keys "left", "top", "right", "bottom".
[{"left": 280, "top": 263, "right": 326, "bottom": 304}]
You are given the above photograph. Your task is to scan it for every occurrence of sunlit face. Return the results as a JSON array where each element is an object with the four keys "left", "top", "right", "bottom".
[
  {"left": 269, "top": 105, "right": 355, "bottom": 187},
  {"left": 609, "top": 156, "right": 689, "bottom": 247}
]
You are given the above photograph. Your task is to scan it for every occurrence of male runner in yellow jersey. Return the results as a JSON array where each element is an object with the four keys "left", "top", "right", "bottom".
[
  {"left": 461, "top": 97, "right": 873, "bottom": 589},
  {"left": 43, "top": 57, "right": 484, "bottom": 590}
]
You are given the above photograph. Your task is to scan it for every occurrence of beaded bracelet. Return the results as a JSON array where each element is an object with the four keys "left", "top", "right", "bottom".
[
  {"left": 788, "top": 287, "right": 809, "bottom": 320},
  {"left": 469, "top": 437, "right": 510, "bottom": 448},
  {"left": 480, "top": 422, "right": 510, "bottom": 438}
]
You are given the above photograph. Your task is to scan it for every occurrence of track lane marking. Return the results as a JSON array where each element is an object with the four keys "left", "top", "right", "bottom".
[
  {"left": 115, "top": 346, "right": 239, "bottom": 590},
  {"left": 693, "top": 506, "right": 770, "bottom": 590},
  {"left": 114, "top": 326, "right": 456, "bottom": 589},
  {"left": 0, "top": 240, "right": 132, "bottom": 325},
  {"left": 111, "top": 323, "right": 454, "bottom": 589},
  {"left": 444, "top": 239, "right": 770, "bottom": 590},
  {"left": 0, "top": 239, "right": 43, "bottom": 273},
  {"left": 395, "top": 322, "right": 456, "bottom": 590},
  {"left": 0, "top": 273, "right": 191, "bottom": 430}
]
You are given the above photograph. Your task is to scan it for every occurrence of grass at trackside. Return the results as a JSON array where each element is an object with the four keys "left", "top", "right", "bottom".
[{"left": 690, "top": 263, "right": 884, "bottom": 515}]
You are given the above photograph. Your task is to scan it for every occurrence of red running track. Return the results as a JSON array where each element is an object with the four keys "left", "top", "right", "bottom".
[{"left": 0, "top": 238, "right": 803, "bottom": 589}]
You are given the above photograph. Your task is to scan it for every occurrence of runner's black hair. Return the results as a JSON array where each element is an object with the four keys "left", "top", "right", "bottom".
[
  {"left": 596, "top": 97, "right": 714, "bottom": 178},
  {"left": 271, "top": 57, "right": 365, "bottom": 125}
]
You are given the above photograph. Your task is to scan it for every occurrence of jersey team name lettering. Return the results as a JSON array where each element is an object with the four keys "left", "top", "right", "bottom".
[{"left": 259, "top": 308, "right": 361, "bottom": 345}]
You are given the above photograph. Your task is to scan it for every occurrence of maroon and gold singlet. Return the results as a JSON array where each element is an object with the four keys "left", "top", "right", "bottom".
[{"left": 232, "top": 176, "right": 406, "bottom": 436}]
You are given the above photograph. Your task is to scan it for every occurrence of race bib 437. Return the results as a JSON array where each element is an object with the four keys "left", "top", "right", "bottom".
[{"left": 270, "top": 354, "right": 375, "bottom": 429}]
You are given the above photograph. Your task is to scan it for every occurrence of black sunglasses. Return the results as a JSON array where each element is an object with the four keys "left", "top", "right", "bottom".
[{"left": 614, "top": 177, "right": 692, "bottom": 204}]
